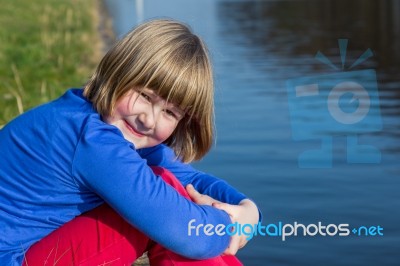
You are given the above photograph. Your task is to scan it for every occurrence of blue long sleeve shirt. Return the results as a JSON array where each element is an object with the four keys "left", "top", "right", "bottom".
[{"left": 0, "top": 89, "right": 248, "bottom": 265}]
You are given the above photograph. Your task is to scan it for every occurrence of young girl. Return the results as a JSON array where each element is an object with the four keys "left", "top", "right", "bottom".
[{"left": 0, "top": 19, "right": 259, "bottom": 265}]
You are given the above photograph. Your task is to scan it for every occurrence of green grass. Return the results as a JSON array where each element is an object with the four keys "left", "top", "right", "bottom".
[{"left": 0, "top": 0, "right": 101, "bottom": 126}]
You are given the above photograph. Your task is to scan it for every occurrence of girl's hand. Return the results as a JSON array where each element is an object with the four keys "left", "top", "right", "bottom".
[
  {"left": 213, "top": 199, "right": 259, "bottom": 255},
  {"left": 186, "top": 185, "right": 259, "bottom": 255},
  {"left": 186, "top": 184, "right": 222, "bottom": 206}
]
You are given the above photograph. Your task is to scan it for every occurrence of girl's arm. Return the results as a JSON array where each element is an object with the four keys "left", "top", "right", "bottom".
[
  {"left": 139, "top": 144, "right": 263, "bottom": 226},
  {"left": 72, "top": 121, "right": 232, "bottom": 260},
  {"left": 138, "top": 144, "right": 249, "bottom": 205}
]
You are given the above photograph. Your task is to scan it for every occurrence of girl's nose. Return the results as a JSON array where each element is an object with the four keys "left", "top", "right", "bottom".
[
  {"left": 139, "top": 107, "right": 159, "bottom": 130},
  {"left": 139, "top": 113, "right": 155, "bottom": 130}
]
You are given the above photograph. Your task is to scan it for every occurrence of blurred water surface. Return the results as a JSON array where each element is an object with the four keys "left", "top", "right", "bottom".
[{"left": 103, "top": 0, "right": 400, "bottom": 265}]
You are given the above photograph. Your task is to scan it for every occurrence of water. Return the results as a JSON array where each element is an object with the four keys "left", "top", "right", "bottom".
[{"left": 103, "top": 0, "right": 400, "bottom": 265}]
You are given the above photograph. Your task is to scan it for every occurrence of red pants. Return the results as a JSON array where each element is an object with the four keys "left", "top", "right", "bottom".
[{"left": 23, "top": 167, "right": 242, "bottom": 266}]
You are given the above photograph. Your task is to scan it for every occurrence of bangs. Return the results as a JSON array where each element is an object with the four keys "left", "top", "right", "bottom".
[{"left": 139, "top": 41, "right": 213, "bottom": 122}]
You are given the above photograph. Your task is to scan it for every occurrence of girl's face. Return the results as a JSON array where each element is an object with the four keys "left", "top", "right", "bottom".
[{"left": 104, "top": 88, "right": 184, "bottom": 149}]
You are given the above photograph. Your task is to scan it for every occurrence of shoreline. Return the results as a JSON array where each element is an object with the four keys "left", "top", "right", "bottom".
[{"left": 96, "top": 0, "right": 116, "bottom": 54}]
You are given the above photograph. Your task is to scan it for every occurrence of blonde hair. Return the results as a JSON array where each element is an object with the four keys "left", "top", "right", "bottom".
[{"left": 83, "top": 19, "right": 214, "bottom": 162}]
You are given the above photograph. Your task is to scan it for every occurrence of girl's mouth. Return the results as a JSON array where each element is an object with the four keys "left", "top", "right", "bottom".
[{"left": 124, "top": 120, "right": 145, "bottom": 138}]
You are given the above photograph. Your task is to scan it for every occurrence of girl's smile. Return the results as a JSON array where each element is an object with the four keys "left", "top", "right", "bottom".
[{"left": 123, "top": 120, "right": 145, "bottom": 138}]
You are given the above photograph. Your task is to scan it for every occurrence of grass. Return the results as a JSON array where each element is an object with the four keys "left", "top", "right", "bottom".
[{"left": 0, "top": 0, "right": 102, "bottom": 126}]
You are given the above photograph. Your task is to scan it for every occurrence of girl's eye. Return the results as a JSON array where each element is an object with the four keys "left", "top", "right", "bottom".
[
  {"left": 164, "top": 109, "right": 178, "bottom": 119},
  {"left": 140, "top": 92, "right": 151, "bottom": 102}
]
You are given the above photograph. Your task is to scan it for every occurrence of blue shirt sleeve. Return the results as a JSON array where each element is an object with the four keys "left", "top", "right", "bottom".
[
  {"left": 137, "top": 144, "right": 248, "bottom": 205},
  {"left": 138, "top": 144, "right": 263, "bottom": 223},
  {"left": 71, "top": 118, "right": 232, "bottom": 259}
]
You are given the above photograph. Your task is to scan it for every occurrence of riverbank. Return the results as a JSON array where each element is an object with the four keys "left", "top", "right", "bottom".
[{"left": 0, "top": 0, "right": 103, "bottom": 126}]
